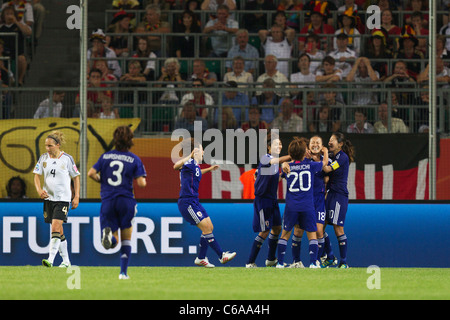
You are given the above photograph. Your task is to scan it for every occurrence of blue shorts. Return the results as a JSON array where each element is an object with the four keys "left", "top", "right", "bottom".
[
  {"left": 314, "top": 193, "right": 326, "bottom": 225},
  {"left": 283, "top": 204, "right": 317, "bottom": 233},
  {"left": 252, "top": 196, "right": 281, "bottom": 232},
  {"left": 100, "top": 196, "right": 137, "bottom": 232},
  {"left": 325, "top": 191, "right": 348, "bottom": 226},
  {"left": 178, "top": 198, "right": 209, "bottom": 226}
]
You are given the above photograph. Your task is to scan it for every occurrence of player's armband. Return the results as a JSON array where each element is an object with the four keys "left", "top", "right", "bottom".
[{"left": 330, "top": 161, "right": 340, "bottom": 171}]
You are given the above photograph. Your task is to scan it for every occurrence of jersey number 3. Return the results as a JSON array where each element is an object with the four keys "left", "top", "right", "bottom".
[{"left": 107, "top": 160, "right": 124, "bottom": 186}]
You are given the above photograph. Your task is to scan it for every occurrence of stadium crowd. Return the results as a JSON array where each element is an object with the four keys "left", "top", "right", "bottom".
[{"left": 1, "top": 0, "right": 450, "bottom": 133}]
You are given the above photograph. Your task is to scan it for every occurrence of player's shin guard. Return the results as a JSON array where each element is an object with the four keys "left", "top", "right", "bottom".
[
  {"left": 247, "top": 235, "right": 265, "bottom": 264},
  {"left": 337, "top": 234, "right": 348, "bottom": 264},
  {"left": 291, "top": 235, "right": 302, "bottom": 263},
  {"left": 202, "top": 233, "right": 223, "bottom": 257},
  {"left": 120, "top": 240, "right": 132, "bottom": 276}
]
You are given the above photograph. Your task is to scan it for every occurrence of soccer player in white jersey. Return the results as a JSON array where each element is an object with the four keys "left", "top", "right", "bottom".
[{"left": 33, "top": 131, "right": 80, "bottom": 267}]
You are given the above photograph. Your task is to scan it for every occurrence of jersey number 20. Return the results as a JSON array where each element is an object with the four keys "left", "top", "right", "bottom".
[
  {"left": 107, "top": 160, "right": 124, "bottom": 186},
  {"left": 288, "top": 171, "right": 311, "bottom": 192}
]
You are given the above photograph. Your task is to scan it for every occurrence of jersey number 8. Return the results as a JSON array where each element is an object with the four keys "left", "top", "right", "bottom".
[{"left": 288, "top": 171, "right": 311, "bottom": 192}]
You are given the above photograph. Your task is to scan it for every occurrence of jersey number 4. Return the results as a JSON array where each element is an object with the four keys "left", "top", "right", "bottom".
[
  {"left": 288, "top": 171, "right": 311, "bottom": 192},
  {"left": 107, "top": 160, "right": 124, "bottom": 186}
]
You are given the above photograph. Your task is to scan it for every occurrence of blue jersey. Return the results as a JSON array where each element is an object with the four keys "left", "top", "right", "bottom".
[
  {"left": 327, "top": 150, "right": 349, "bottom": 196},
  {"left": 93, "top": 150, "right": 146, "bottom": 200},
  {"left": 254, "top": 154, "right": 280, "bottom": 200},
  {"left": 285, "top": 160, "right": 323, "bottom": 210},
  {"left": 311, "top": 155, "right": 330, "bottom": 197},
  {"left": 179, "top": 158, "right": 202, "bottom": 199}
]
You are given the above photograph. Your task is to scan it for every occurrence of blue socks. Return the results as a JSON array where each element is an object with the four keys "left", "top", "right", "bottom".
[
  {"left": 338, "top": 234, "right": 348, "bottom": 264},
  {"left": 276, "top": 238, "right": 288, "bottom": 265},
  {"left": 291, "top": 235, "right": 302, "bottom": 263},
  {"left": 267, "top": 233, "right": 278, "bottom": 261},
  {"left": 247, "top": 235, "right": 265, "bottom": 264},
  {"left": 309, "top": 239, "right": 319, "bottom": 265},
  {"left": 120, "top": 240, "right": 131, "bottom": 275},
  {"left": 202, "top": 233, "right": 223, "bottom": 258},
  {"left": 198, "top": 235, "right": 209, "bottom": 259},
  {"left": 323, "top": 232, "right": 335, "bottom": 261}
]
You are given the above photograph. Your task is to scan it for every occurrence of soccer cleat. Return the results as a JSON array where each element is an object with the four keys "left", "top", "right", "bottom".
[
  {"left": 321, "top": 257, "right": 338, "bottom": 268},
  {"left": 118, "top": 273, "right": 130, "bottom": 280},
  {"left": 275, "top": 263, "right": 285, "bottom": 268},
  {"left": 245, "top": 263, "right": 257, "bottom": 268},
  {"left": 338, "top": 262, "right": 349, "bottom": 269},
  {"left": 288, "top": 261, "right": 305, "bottom": 268},
  {"left": 102, "top": 227, "right": 113, "bottom": 249},
  {"left": 58, "top": 262, "right": 71, "bottom": 268},
  {"left": 42, "top": 259, "right": 52, "bottom": 268},
  {"left": 219, "top": 251, "right": 236, "bottom": 264},
  {"left": 309, "top": 261, "right": 321, "bottom": 268},
  {"left": 265, "top": 258, "right": 278, "bottom": 267},
  {"left": 195, "top": 257, "right": 215, "bottom": 268}
]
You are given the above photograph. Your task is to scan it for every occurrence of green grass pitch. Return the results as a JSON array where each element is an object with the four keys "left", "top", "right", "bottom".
[{"left": 0, "top": 266, "right": 448, "bottom": 300}]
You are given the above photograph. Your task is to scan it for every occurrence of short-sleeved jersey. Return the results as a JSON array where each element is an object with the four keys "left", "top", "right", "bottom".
[
  {"left": 33, "top": 152, "right": 80, "bottom": 202},
  {"left": 179, "top": 158, "right": 202, "bottom": 199},
  {"left": 285, "top": 160, "right": 323, "bottom": 210},
  {"left": 93, "top": 150, "right": 146, "bottom": 200},
  {"left": 327, "top": 150, "right": 349, "bottom": 196},
  {"left": 254, "top": 154, "right": 280, "bottom": 200}
]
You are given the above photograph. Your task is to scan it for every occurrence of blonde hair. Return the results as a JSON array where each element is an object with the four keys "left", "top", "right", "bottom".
[{"left": 47, "top": 130, "right": 66, "bottom": 146}]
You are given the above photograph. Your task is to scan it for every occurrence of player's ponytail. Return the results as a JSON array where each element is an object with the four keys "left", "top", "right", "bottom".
[
  {"left": 332, "top": 132, "right": 355, "bottom": 163},
  {"left": 47, "top": 130, "right": 65, "bottom": 146}
]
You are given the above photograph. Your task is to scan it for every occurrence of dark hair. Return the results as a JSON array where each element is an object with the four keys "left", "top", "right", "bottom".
[
  {"left": 114, "top": 125, "right": 134, "bottom": 151},
  {"left": 332, "top": 132, "right": 355, "bottom": 162},
  {"left": 288, "top": 137, "right": 307, "bottom": 161},
  {"left": 6, "top": 176, "right": 26, "bottom": 198}
]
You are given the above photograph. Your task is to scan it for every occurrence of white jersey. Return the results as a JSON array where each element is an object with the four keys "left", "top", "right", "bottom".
[{"left": 33, "top": 152, "right": 80, "bottom": 202}]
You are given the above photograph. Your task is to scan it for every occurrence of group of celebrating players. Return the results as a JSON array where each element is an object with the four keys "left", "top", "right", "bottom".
[{"left": 33, "top": 125, "right": 354, "bottom": 279}]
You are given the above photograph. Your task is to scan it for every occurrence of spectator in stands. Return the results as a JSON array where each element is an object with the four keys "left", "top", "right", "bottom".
[
  {"left": 143, "top": 4, "right": 171, "bottom": 56},
  {"left": 87, "top": 29, "right": 122, "bottom": 80},
  {"left": 132, "top": 37, "right": 156, "bottom": 81},
  {"left": 363, "top": 28, "right": 392, "bottom": 80},
  {"left": 337, "top": 0, "right": 359, "bottom": 16},
  {"left": 175, "top": 101, "right": 208, "bottom": 131},
  {"left": 1, "top": 0, "right": 34, "bottom": 28},
  {"left": 201, "top": 0, "right": 236, "bottom": 16},
  {"left": 189, "top": 58, "right": 217, "bottom": 87},
  {"left": 243, "top": 0, "right": 276, "bottom": 33},
  {"left": 290, "top": 53, "right": 316, "bottom": 90},
  {"left": 251, "top": 78, "right": 283, "bottom": 124},
  {"left": 33, "top": 91, "right": 65, "bottom": 119},
  {"left": 318, "top": 83, "right": 344, "bottom": 131},
  {"left": 380, "top": 9, "right": 401, "bottom": 51},
  {"left": 0, "top": 39, "right": 12, "bottom": 118},
  {"left": 346, "top": 56, "right": 380, "bottom": 105},
  {"left": 329, "top": 33, "right": 358, "bottom": 78},
  {"left": 95, "top": 59, "right": 118, "bottom": 84},
  {"left": 416, "top": 57, "right": 450, "bottom": 84},
  {"left": 256, "top": 55, "right": 289, "bottom": 96},
  {"left": 436, "top": 35, "right": 450, "bottom": 65},
  {"left": 106, "top": 10, "right": 134, "bottom": 58},
  {"left": 226, "top": 29, "right": 259, "bottom": 75},
  {"left": 173, "top": 10, "right": 202, "bottom": 58},
  {"left": 241, "top": 105, "right": 269, "bottom": 131},
  {"left": 404, "top": 0, "right": 428, "bottom": 28},
  {"left": 98, "top": 91, "right": 120, "bottom": 119},
  {"left": 374, "top": 102, "right": 409, "bottom": 133},
  {"left": 315, "top": 56, "right": 343, "bottom": 83},
  {"left": 75, "top": 68, "right": 107, "bottom": 108},
  {"left": 180, "top": 79, "right": 214, "bottom": 119},
  {"left": 32, "top": 0, "right": 45, "bottom": 44},
  {"left": 303, "top": 0, "right": 336, "bottom": 26},
  {"left": 219, "top": 80, "right": 250, "bottom": 125},
  {"left": 223, "top": 55, "right": 253, "bottom": 88},
  {"left": 258, "top": 23, "right": 294, "bottom": 78},
  {"left": 156, "top": 57, "right": 184, "bottom": 104},
  {"left": 277, "top": 0, "right": 303, "bottom": 31},
  {"left": 269, "top": 10, "right": 296, "bottom": 39},
  {"left": 308, "top": 103, "right": 335, "bottom": 133},
  {"left": 112, "top": 0, "right": 141, "bottom": 10},
  {"left": 347, "top": 108, "right": 375, "bottom": 133},
  {"left": 0, "top": 6, "right": 31, "bottom": 86},
  {"left": 217, "top": 106, "right": 237, "bottom": 129},
  {"left": 271, "top": 98, "right": 303, "bottom": 132},
  {"left": 384, "top": 60, "right": 416, "bottom": 85},
  {"left": 298, "top": 5, "right": 335, "bottom": 53},
  {"left": 5, "top": 176, "right": 27, "bottom": 199},
  {"left": 334, "top": 10, "right": 361, "bottom": 56},
  {"left": 303, "top": 32, "right": 326, "bottom": 74},
  {"left": 119, "top": 60, "right": 147, "bottom": 107},
  {"left": 439, "top": 13, "right": 450, "bottom": 52},
  {"left": 394, "top": 25, "right": 424, "bottom": 78},
  {"left": 410, "top": 11, "right": 429, "bottom": 55},
  {"left": 203, "top": 4, "right": 239, "bottom": 57}
]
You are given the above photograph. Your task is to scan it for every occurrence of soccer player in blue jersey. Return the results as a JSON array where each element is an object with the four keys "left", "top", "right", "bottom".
[
  {"left": 245, "top": 135, "right": 291, "bottom": 268},
  {"left": 87, "top": 126, "right": 147, "bottom": 279},
  {"left": 173, "top": 139, "right": 236, "bottom": 268},
  {"left": 284, "top": 136, "right": 330, "bottom": 268},
  {"left": 277, "top": 137, "right": 328, "bottom": 268},
  {"left": 322, "top": 132, "right": 355, "bottom": 268}
]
